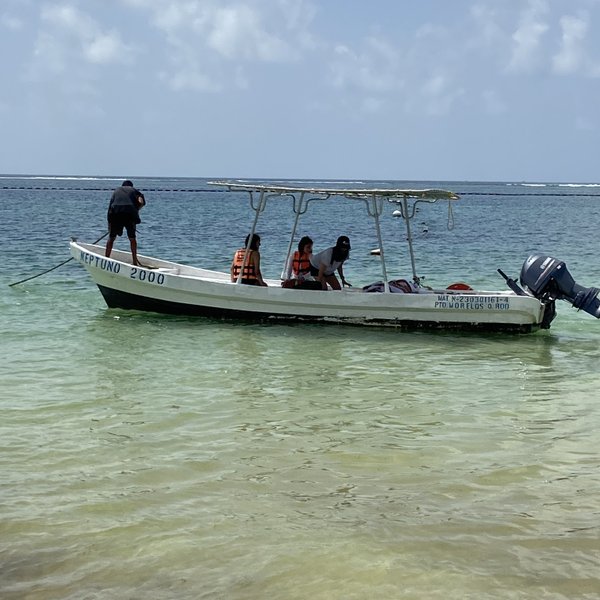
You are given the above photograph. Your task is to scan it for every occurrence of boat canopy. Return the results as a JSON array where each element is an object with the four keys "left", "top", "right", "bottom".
[
  {"left": 209, "top": 181, "right": 460, "bottom": 289},
  {"left": 209, "top": 181, "right": 459, "bottom": 202}
]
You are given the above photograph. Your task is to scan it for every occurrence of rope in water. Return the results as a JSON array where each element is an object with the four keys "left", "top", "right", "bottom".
[{"left": 8, "top": 232, "right": 108, "bottom": 287}]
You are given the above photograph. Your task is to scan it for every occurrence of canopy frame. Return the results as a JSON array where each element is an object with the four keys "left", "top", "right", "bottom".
[{"left": 211, "top": 181, "right": 459, "bottom": 289}]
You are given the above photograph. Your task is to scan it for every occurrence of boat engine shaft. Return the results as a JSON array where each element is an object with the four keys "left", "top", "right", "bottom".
[{"left": 520, "top": 255, "right": 600, "bottom": 318}]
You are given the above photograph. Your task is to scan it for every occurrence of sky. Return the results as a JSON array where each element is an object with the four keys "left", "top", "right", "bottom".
[{"left": 1, "top": 0, "right": 600, "bottom": 182}]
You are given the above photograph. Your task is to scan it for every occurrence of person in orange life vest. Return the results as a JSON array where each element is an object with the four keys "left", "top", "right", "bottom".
[
  {"left": 291, "top": 236, "right": 313, "bottom": 280},
  {"left": 309, "top": 235, "right": 352, "bottom": 290},
  {"left": 230, "top": 233, "right": 267, "bottom": 286},
  {"left": 287, "top": 235, "right": 325, "bottom": 290}
]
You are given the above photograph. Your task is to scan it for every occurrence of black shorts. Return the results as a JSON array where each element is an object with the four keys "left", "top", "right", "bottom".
[
  {"left": 108, "top": 213, "right": 137, "bottom": 239},
  {"left": 296, "top": 280, "right": 323, "bottom": 290},
  {"left": 309, "top": 264, "right": 334, "bottom": 277}
]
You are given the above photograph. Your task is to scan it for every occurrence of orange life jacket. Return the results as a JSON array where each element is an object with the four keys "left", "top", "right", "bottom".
[
  {"left": 232, "top": 249, "right": 257, "bottom": 280},
  {"left": 292, "top": 251, "right": 311, "bottom": 277}
]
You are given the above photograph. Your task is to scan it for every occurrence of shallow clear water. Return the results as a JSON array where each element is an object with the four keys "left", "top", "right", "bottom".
[{"left": 1, "top": 177, "right": 599, "bottom": 599}]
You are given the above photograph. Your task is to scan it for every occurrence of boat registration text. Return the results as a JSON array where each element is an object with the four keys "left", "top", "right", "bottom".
[{"left": 434, "top": 295, "right": 510, "bottom": 310}]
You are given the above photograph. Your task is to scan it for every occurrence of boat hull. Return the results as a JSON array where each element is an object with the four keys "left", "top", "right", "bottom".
[
  {"left": 97, "top": 284, "right": 539, "bottom": 332},
  {"left": 71, "top": 242, "right": 546, "bottom": 333}
]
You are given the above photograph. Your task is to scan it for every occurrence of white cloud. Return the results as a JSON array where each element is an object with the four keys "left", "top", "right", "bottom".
[
  {"left": 122, "top": 0, "right": 315, "bottom": 58},
  {"left": 362, "top": 97, "right": 384, "bottom": 114},
  {"left": 469, "top": 1, "right": 600, "bottom": 83},
  {"left": 482, "top": 89, "right": 506, "bottom": 115},
  {"left": 469, "top": 4, "right": 505, "bottom": 48},
  {"left": 207, "top": 6, "right": 293, "bottom": 61},
  {"left": 159, "top": 68, "right": 222, "bottom": 93},
  {"left": 31, "top": 32, "right": 67, "bottom": 75},
  {"left": 150, "top": 1, "right": 210, "bottom": 38},
  {"left": 125, "top": 1, "right": 307, "bottom": 62},
  {"left": 575, "top": 115, "right": 595, "bottom": 130},
  {"left": 233, "top": 65, "right": 249, "bottom": 89},
  {"left": 1, "top": 13, "right": 23, "bottom": 30},
  {"left": 420, "top": 73, "right": 465, "bottom": 116},
  {"left": 84, "top": 31, "right": 130, "bottom": 64},
  {"left": 22, "top": 3, "right": 136, "bottom": 119},
  {"left": 115, "top": 0, "right": 314, "bottom": 93},
  {"left": 506, "top": 0, "right": 550, "bottom": 72},
  {"left": 42, "top": 4, "right": 91, "bottom": 32},
  {"left": 330, "top": 38, "right": 402, "bottom": 93},
  {"left": 552, "top": 14, "right": 588, "bottom": 74},
  {"left": 328, "top": 22, "right": 475, "bottom": 118},
  {"left": 587, "top": 63, "right": 600, "bottom": 77},
  {"left": 37, "top": 3, "right": 134, "bottom": 67}
]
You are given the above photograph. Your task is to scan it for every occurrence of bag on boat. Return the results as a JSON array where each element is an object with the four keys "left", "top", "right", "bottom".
[
  {"left": 363, "top": 279, "right": 416, "bottom": 293},
  {"left": 389, "top": 279, "right": 416, "bottom": 293}
]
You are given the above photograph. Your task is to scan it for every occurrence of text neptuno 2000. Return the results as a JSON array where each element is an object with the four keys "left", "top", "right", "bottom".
[
  {"left": 130, "top": 267, "right": 165, "bottom": 285},
  {"left": 80, "top": 252, "right": 165, "bottom": 285}
]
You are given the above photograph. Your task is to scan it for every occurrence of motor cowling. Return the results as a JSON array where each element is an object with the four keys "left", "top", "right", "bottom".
[{"left": 520, "top": 254, "right": 600, "bottom": 319}]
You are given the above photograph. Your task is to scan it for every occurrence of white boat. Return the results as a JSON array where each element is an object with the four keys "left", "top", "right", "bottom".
[{"left": 70, "top": 182, "right": 600, "bottom": 333}]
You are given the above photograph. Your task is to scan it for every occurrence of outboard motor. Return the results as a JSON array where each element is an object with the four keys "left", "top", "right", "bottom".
[{"left": 520, "top": 255, "right": 600, "bottom": 319}]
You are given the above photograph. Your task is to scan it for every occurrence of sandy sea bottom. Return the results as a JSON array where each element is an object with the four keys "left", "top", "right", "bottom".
[{"left": 1, "top": 280, "right": 600, "bottom": 599}]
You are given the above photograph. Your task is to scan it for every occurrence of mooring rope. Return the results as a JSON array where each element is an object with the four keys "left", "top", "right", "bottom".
[{"left": 8, "top": 232, "right": 108, "bottom": 287}]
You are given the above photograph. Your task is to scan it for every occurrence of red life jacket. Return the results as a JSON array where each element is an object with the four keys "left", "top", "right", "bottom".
[
  {"left": 232, "top": 249, "right": 257, "bottom": 280},
  {"left": 292, "top": 251, "right": 311, "bottom": 277}
]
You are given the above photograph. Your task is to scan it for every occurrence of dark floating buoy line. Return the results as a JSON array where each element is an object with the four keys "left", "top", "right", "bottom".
[
  {"left": 0, "top": 185, "right": 223, "bottom": 193},
  {"left": 1, "top": 185, "right": 600, "bottom": 197}
]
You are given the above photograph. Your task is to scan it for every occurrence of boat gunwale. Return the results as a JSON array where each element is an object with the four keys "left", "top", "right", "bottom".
[{"left": 71, "top": 241, "right": 535, "bottom": 299}]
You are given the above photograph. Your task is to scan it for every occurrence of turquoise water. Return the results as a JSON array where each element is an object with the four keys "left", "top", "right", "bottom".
[{"left": 1, "top": 177, "right": 600, "bottom": 599}]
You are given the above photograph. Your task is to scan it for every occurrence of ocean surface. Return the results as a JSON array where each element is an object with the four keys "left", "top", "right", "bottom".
[{"left": 1, "top": 175, "right": 599, "bottom": 599}]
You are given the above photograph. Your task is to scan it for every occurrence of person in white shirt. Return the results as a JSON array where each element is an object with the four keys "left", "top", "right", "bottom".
[{"left": 309, "top": 235, "right": 352, "bottom": 290}]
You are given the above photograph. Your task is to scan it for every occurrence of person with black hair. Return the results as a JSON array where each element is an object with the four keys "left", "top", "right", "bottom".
[
  {"left": 290, "top": 235, "right": 313, "bottom": 281},
  {"left": 105, "top": 179, "right": 146, "bottom": 266},
  {"left": 231, "top": 233, "right": 268, "bottom": 286},
  {"left": 309, "top": 235, "right": 352, "bottom": 290},
  {"left": 282, "top": 235, "right": 323, "bottom": 290}
]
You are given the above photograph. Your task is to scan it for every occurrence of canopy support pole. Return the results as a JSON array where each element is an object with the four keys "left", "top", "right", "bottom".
[
  {"left": 281, "top": 192, "right": 305, "bottom": 280},
  {"left": 371, "top": 195, "right": 389, "bottom": 292},
  {"left": 237, "top": 190, "right": 266, "bottom": 284},
  {"left": 402, "top": 195, "right": 419, "bottom": 284}
]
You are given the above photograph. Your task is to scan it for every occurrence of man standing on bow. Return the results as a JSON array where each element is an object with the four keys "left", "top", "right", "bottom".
[{"left": 105, "top": 180, "right": 146, "bottom": 266}]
